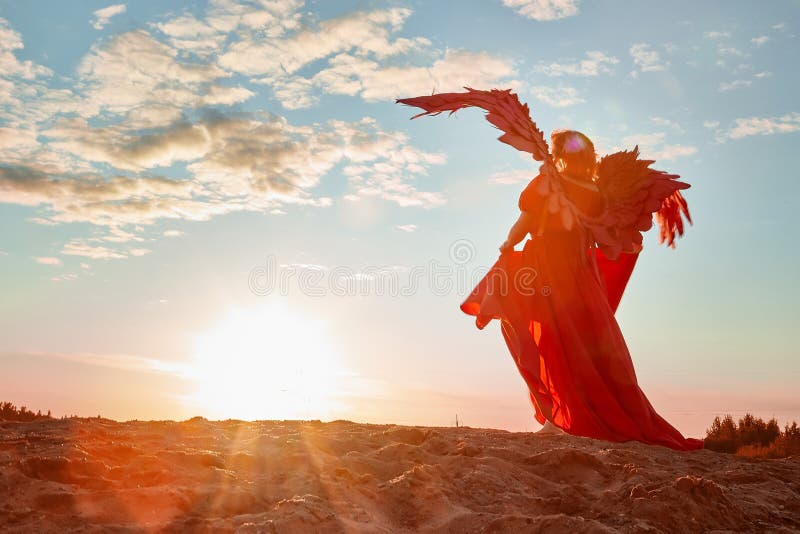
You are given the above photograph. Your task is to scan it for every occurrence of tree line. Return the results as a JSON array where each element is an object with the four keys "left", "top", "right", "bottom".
[
  {"left": 705, "top": 413, "right": 800, "bottom": 458},
  {"left": 0, "top": 401, "right": 53, "bottom": 421}
]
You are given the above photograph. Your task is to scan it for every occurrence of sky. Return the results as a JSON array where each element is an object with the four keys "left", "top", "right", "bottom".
[{"left": 1, "top": 0, "right": 798, "bottom": 437}]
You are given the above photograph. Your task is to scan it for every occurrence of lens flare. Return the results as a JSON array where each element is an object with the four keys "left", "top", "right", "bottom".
[{"left": 183, "top": 302, "right": 342, "bottom": 420}]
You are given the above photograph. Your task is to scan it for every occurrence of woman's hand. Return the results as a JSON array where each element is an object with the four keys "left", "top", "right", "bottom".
[{"left": 501, "top": 211, "right": 536, "bottom": 254}]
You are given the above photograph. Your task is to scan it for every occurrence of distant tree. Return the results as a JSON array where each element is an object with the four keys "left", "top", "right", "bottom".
[
  {"left": 736, "top": 413, "right": 779, "bottom": 447},
  {"left": 786, "top": 421, "right": 800, "bottom": 439},
  {"left": 705, "top": 414, "right": 738, "bottom": 453},
  {"left": 0, "top": 401, "right": 54, "bottom": 422},
  {"left": 0, "top": 402, "right": 15, "bottom": 419},
  {"left": 706, "top": 413, "right": 799, "bottom": 458},
  {"left": 765, "top": 418, "right": 780, "bottom": 444}
]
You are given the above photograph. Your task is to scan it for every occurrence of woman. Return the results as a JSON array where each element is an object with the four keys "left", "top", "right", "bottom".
[{"left": 398, "top": 89, "right": 703, "bottom": 451}]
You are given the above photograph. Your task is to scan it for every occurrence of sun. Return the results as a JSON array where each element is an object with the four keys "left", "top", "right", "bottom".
[{"left": 183, "top": 302, "right": 343, "bottom": 421}]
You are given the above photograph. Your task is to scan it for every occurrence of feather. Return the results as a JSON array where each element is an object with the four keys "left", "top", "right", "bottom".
[
  {"left": 397, "top": 88, "right": 551, "bottom": 162},
  {"left": 594, "top": 148, "right": 692, "bottom": 257}
]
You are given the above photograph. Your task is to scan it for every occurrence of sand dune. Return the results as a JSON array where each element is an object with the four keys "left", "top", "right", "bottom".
[{"left": 0, "top": 418, "right": 798, "bottom": 532}]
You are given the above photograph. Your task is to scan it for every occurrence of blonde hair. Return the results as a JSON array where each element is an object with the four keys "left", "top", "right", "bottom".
[{"left": 551, "top": 130, "right": 597, "bottom": 181}]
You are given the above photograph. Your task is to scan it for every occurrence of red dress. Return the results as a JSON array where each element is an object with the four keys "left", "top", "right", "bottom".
[{"left": 462, "top": 174, "right": 703, "bottom": 451}]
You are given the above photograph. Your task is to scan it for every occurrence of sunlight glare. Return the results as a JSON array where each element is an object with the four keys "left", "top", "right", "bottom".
[{"left": 184, "top": 302, "right": 342, "bottom": 421}]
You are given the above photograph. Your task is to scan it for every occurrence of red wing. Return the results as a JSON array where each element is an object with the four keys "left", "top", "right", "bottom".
[
  {"left": 656, "top": 190, "right": 691, "bottom": 247},
  {"left": 398, "top": 91, "right": 693, "bottom": 256},
  {"left": 397, "top": 87, "right": 551, "bottom": 162},
  {"left": 595, "top": 147, "right": 691, "bottom": 258}
]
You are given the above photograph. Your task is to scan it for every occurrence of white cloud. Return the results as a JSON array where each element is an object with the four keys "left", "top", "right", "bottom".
[
  {"left": 754, "top": 71, "right": 772, "bottom": 78},
  {"left": 396, "top": 224, "right": 417, "bottom": 232},
  {"left": 103, "top": 227, "right": 144, "bottom": 243},
  {"left": 191, "top": 115, "right": 445, "bottom": 208},
  {"left": 44, "top": 117, "right": 213, "bottom": 171},
  {"left": 530, "top": 85, "right": 584, "bottom": 107},
  {"left": 336, "top": 119, "right": 446, "bottom": 207},
  {"left": 725, "top": 113, "right": 800, "bottom": 140},
  {"left": 163, "top": 230, "right": 185, "bottom": 237},
  {"left": 23, "top": 350, "right": 182, "bottom": 374},
  {"left": 0, "top": 165, "right": 200, "bottom": 227},
  {"left": 216, "top": 4, "right": 518, "bottom": 109},
  {"left": 650, "top": 144, "right": 698, "bottom": 160},
  {"left": 751, "top": 36, "right": 770, "bottom": 46},
  {"left": 0, "top": 126, "right": 38, "bottom": 150},
  {"left": 703, "top": 120, "right": 720, "bottom": 129},
  {"left": 535, "top": 50, "right": 618, "bottom": 77},
  {"left": 703, "top": 31, "right": 731, "bottom": 39},
  {"left": 50, "top": 273, "right": 78, "bottom": 282},
  {"left": 0, "top": 78, "right": 14, "bottom": 104},
  {"left": 92, "top": 4, "right": 126, "bottom": 30},
  {"left": 200, "top": 85, "right": 255, "bottom": 106},
  {"left": 62, "top": 241, "right": 127, "bottom": 260},
  {"left": 719, "top": 79, "right": 752, "bottom": 92},
  {"left": 2, "top": 4, "right": 477, "bottom": 260},
  {"left": 202, "top": 0, "right": 302, "bottom": 36},
  {"left": 76, "top": 30, "right": 232, "bottom": 116},
  {"left": 621, "top": 133, "right": 697, "bottom": 161},
  {"left": 124, "top": 105, "right": 185, "bottom": 130},
  {"left": 502, "top": 0, "right": 580, "bottom": 21},
  {"left": 266, "top": 77, "right": 319, "bottom": 110},
  {"left": 311, "top": 49, "right": 516, "bottom": 105},
  {"left": 650, "top": 117, "right": 683, "bottom": 132},
  {"left": 718, "top": 46, "right": 745, "bottom": 57},
  {"left": 152, "top": 13, "right": 225, "bottom": 55},
  {"left": 35, "top": 256, "right": 62, "bottom": 266},
  {"left": 28, "top": 217, "right": 60, "bottom": 226},
  {"left": 629, "top": 43, "right": 668, "bottom": 73},
  {"left": 2, "top": 112, "right": 448, "bottom": 229},
  {"left": 154, "top": 12, "right": 216, "bottom": 39},
  {"left": 0, "top": 125, "right": 83, "bottom": 182},
  {"left": 218, "top": 8, "right": 428, "bottom": 77},
  {"left": 488, "top": 169, "right": 534, "bottom": 185},
  {"left": 0, "top": 18, "right": 52, "bottom": 79}
]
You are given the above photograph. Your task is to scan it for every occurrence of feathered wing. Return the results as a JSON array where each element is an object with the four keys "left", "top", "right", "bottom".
[
  {"left": 397, "top": 88, "right": 692, "bottom": 256},
  {"left": 397, "top": 87, "right": 551, "bottom": 162},
  {"left": 397, "top": 88, "right": 579, "bottom": 230},
  {"left": 656, "top": 189, "right": 691, "bottom": 247},
  {"left": 592, "top": 147, "right": 692, "bottom": 260}
]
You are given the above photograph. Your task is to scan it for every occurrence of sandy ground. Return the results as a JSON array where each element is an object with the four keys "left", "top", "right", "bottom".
[{"left": 0, "top": 418, "right": 798, "bottom": 533}]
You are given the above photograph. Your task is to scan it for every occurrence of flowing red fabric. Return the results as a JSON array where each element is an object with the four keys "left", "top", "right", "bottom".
[{"left": 462, "top": 177, "right": 703, "bottom": 451}]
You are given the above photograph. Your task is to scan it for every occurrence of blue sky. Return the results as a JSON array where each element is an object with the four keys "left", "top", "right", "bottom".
[{"left": 1, "top": 0, "right": 798, "bottom": 435}]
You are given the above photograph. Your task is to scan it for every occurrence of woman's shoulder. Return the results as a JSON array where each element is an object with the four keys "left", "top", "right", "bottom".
[{"left": 518, "top": 174, "right": 548, "bottom": 212}]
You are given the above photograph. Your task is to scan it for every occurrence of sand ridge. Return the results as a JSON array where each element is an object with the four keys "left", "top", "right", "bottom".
[{"left": 0, "top": 417, "right": 798, "bottom": 532}]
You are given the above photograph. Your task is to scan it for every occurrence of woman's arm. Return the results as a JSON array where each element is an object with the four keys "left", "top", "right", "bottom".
[{"left": 499, "top": 211, "right": 537, "bottom": 253}]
